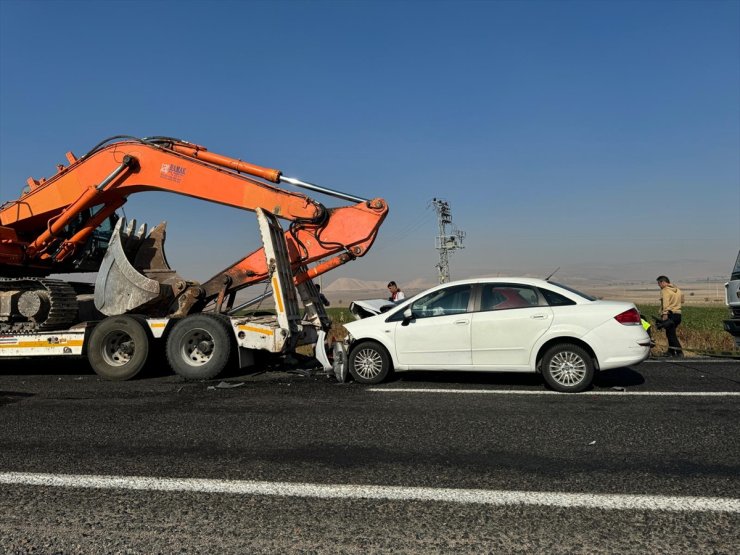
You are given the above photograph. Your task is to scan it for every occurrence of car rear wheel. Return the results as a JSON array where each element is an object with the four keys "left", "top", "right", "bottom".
[
  {"left": 541, "top": 343, "right": 594, "bottom": 393},
  {"left": 348, "top": 341, "right": 391, "bottom": 384}
]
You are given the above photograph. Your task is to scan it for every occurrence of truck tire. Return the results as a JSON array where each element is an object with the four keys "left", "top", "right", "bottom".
[
  {"left": 87, "top": 315, "right": 150, "bottom": 381},
  {"left": 166, "top": 313, "right": 233, "bottom": 380},
  {"left": 541, "top": 343, "right": 594, "bottom": 393}
]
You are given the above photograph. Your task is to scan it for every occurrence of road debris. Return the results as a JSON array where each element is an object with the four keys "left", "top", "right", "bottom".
[{"left": 213, "top": 381, "right": 246, "bottom": 389}]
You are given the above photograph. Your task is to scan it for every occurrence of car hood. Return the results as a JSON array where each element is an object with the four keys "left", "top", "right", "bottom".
[{"left": 348, "top": 299, "right": 397, "bottom": 320}]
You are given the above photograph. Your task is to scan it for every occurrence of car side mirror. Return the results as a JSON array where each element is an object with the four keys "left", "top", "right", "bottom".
[{"left": 401, "top": 308, "right": 413, "bottom": 326}]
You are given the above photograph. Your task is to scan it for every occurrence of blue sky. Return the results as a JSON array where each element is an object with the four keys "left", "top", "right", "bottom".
[{"left": 1, "top": 0, "right": 738, "bottom": 286}]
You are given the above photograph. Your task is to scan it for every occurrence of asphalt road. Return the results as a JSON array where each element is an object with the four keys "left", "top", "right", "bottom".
[{"left": 0, "top": 357, "right": 738, "bottom": 554}]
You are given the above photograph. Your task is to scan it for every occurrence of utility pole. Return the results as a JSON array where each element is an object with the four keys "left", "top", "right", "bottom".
[{"left": 431, "top": 198, "right": 465, "bottom": 283}]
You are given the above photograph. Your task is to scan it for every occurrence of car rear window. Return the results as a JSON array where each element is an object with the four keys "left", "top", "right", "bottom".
[
  {"left": 548, "top": 282, "right": 597, "bottom": 301},
  {"left": 538, "top": 287, "right": 576, "bottom": 306},
  {"left": 481, "top": 285, "right": 539, "bottom": 310}
]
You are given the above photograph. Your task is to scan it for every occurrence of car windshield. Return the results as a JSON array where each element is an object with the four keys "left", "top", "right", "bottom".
[
  {"left": 548, "top": 281, "right": 597, "bottom": 301},
  {"left": 732, "top": 250, "right": 740, "bottom": 280}
]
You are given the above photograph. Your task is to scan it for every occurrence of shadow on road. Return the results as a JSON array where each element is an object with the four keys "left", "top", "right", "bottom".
[
  {"left": 384, "top": 366, "right": 646, "bottom": 391},
  {"left": 0, "top": 357, "right": 94, "bottom": 377},
  {"left": 391, "top": 371, "right": 543, "bottom": 388},
  {"left": 594, "top": 366, "right": 646, "bottom": 388},
  {"left": 0, "top": 353, "right": 313, "bottom": 383},
  {"left": 1, "top": 355, "right": 648, "bottom": 391}
]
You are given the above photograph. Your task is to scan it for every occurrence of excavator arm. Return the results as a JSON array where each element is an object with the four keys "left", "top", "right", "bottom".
[{"left": 0, "top": 136, "right": 387, "bottom": 317}]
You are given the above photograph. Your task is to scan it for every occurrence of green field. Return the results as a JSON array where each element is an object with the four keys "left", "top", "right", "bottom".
[
  {"left": 324, "top": 306, "right": 736, "bottom": 356},
  {"left": 636, "top": 304, "right": 735, "bottom": 356}
]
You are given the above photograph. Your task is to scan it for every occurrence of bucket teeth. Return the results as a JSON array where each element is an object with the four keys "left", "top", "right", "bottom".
[
  {"left": 133, "top": 222, "right": 170, "bottom": 271},
  {"left": 122, "top": 220, "right": 147, "bottom": 259},
  {"left": 94, "top": 217, "right": 183, "bottom": 316}
]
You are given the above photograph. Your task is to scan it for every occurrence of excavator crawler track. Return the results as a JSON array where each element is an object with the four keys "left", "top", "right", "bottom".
[{"left": 0, "top": 278, "right": 78, "bottom": 333}]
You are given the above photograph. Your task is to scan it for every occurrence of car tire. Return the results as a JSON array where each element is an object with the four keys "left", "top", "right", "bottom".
[
  {"left": 166, "top": 313, "right": 233, "bottom": 380},
  {"left": 87, "top": 315, "right": 150, "bottom": 381},
  {"left": 541, "top": 343, "right": 594, "bottom": 393},
  {"left": 348, "top": 341, "right": 391, "bottom": 384}
]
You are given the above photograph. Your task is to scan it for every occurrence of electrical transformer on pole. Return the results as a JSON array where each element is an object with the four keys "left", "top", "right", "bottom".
[{"left": 431, "top": 198, "right": 465, "bottom": 284}]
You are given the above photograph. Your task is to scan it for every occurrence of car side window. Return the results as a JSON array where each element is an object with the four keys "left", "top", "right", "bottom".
[
  {"left": 480, "top": 285, "right": 539, "bottom": 311},
  {"left": 538, "top": 287, "right": 576, "bottom": 306},
  {"left": 410, "top": 285, "right": 471, "bottom": 319}
]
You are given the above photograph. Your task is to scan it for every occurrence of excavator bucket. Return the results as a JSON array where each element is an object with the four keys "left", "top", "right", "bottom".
[{"left": 94, "top": 217, "right": 182, "bottom": 316}]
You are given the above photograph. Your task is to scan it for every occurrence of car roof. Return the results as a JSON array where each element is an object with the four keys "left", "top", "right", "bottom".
[{"left": 434, "top": 277, "right": 555, "bottom": 287}]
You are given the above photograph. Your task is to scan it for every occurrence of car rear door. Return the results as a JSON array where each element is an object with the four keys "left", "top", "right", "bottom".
[
  {"left": 470, "top": 283, "right": 553, "bottom": 368},
  {"left": 394, "top": 284, "right": 474, "bottom": 367}
]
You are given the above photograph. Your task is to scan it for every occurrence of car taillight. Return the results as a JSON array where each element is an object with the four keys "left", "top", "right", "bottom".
[{"left": 614, "top": 308, "right": 641, "bottom": 325}]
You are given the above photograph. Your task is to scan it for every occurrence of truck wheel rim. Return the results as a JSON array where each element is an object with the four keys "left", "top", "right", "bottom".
[
  {"left": 548, "top": 351, "right": 587, "bottom": 386},
  {"left": 355, "top": 348, "right": 383, "bottom": 379},
  {"left": 179, "top": 328, "right": 214, "bottom": 366},
  {"left": 101, "top": 331, "right": 134, "bottom": 367}
]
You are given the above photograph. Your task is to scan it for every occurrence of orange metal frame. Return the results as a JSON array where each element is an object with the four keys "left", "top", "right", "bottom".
[{"left": 0, "top": 138, "right": 388, "bottom": 304}]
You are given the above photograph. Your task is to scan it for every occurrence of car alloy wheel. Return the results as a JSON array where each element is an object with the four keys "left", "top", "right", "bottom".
[
  {"left": 542, "top": 343, "right": 595, "bottom": 393},
  {"left": 548, "top": 350, "right": 587, "bottom": 386},
  {"left": 348, "top": 341, "right": 391, "bottom": 384},
  {"left": 355, "top": 348, "right": 383, "bottom": 379}
]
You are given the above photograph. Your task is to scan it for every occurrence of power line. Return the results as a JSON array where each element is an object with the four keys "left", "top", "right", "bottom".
[{"left": 369, "top": 210, "right": 435, "bottom": 254}]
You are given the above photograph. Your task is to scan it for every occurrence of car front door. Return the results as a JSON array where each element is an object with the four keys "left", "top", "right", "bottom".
[
  {"left": 471, "top": 284, "right": 553, "bottom": 368},
  {"left": 394, "top": 284, "right": 473, "bottom": 367}
]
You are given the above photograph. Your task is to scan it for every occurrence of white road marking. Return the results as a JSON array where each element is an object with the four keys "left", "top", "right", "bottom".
[
  {"left": 0, "top": 472, "right": 737, "bottom": 513},
  {"left": 368, "top": 388, "right": 740, "bottom": 396}
]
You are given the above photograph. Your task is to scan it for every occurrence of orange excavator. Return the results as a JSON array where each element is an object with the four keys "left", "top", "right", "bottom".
[{"left": 0, "top": 135, "right": 388, "bottom": 380}]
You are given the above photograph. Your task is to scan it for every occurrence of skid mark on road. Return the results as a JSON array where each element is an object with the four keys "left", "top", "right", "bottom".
[
  {"left": 368, "top": 388, "right": 740, "bottom": 396},
  {"left": 0, "top": 472, "right": 738, "bottom": 513}
]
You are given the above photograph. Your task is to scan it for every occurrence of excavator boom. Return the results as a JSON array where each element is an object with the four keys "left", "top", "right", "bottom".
[{"left": 0, "top": 136, "right": 387, "bottom": 319}]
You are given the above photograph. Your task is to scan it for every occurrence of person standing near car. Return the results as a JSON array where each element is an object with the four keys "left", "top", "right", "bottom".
[
  {"left": 387, "top": 281, "right": 405, "bottom": 303},
  {"left": 315, "top": 284, "right": 330, "bottom": 307},
  {"left": 656, "top": 275, "right": 684, "bottom": 357}
]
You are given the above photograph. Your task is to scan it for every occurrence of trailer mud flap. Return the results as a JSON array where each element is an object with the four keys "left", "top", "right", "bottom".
[
  {"left": 314, "top": 329, "right": 331, "bottom": 372},
  {"left": 332, "top": 341, "right": 348, "bottom": 383}
]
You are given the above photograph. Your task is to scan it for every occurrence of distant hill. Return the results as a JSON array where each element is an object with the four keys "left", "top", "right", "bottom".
[
  {"left": 324, "top": 277, "right": 437, "bottom": 292},
  {"left": 324, "top": 278, "right": 388, "bottom": 292},
  {"left": 404, "top": 277, "right": 437, "bottom": 290}
]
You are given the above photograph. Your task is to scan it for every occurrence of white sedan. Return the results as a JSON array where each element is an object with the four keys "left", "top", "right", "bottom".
[{"left": 335, "top": 278, "right": 651, "bottom": 392}]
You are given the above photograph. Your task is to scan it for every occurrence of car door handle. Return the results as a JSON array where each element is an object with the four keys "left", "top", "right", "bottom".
[
  {"left": 530, "top": 314, "right": 548, "bottom": 319},
  {"left": 454, "top": 319, "right": 469, "bottom": 325}
]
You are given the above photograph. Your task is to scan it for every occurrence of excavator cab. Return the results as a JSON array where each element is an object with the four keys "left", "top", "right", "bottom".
[{"left": 69, "top": 210, "right": 120, "bottom": 272}]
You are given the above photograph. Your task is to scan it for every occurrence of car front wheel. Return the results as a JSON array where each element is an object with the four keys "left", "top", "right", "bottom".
[
  {"left": 348, "top": 341, "right": 391, "bottom": 384},
  {"left": 541, "top": 343, "right": 594, "bottom": 393}
]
